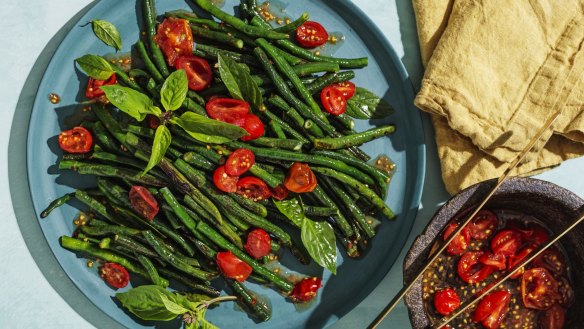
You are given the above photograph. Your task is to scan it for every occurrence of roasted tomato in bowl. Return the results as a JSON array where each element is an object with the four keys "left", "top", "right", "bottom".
[{"left": 403, "top": 177, "right": 583, "bottom": 329}]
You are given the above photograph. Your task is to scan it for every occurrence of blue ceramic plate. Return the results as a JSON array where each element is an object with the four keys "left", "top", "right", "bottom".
[{"left": 27, "top": 0, "right": 425, "bottom": 328}]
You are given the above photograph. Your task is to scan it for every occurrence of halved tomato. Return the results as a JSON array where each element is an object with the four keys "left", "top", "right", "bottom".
[
  {"left": 295, "top": 21, "right": 328, "bottom": 48},
  {"left": 433, "top": 288, "right": 460, "bottom": 316},
  {"left": 244, "top": 228, "right": 271, "bottom": 259},
  {"left": 532, "top": 247, "right": 567, "bottom": 276},
  {"left": 321, "top": 85, "right": 346, "bottom": 116},
  {"left": 472, "top": 290, "right": 511, "bottom": 329},
  {"left": 213, "top": 165, "right": 239, "bottom": 193},
  {"left": 507, "top": 244, "right": 536, "bottom": 279},
  {"left": 283, "top": 162, "right": 318, "bottom": 193},
  {"left": 175, "top": 55, "right": 213, "bottom": 91},
  {"left": 58, "top": 126, "right": 93, "bottom": 154},
  {"left": 239, "top": 114, "right": 265, "bottom": 141},
  {"left": 205, "top": 97, "right": 250, "bottom": 123},
  {"left": 468, "top": 210, "right": 498, "bottom": 240},
  {"left": 479, "top": 251, "right": 506, "bottom": 271},
  {"left": 540, "top": 304, "right": 566, "bottom": 329},
  {"left": 129, "top": 186, "right": 160, "bottom": 221},
  {"left": 216, "top": 251, "right": 252, "bottom": 282},
  {"left": 289, "top": 277, "right": 322, "bottom": 302},
  {"left": 458, "top": 251, "right": 495, "bottom": 284},
  {"left": 491, "top": 230, "right": 523, "bottom": 256},
  {"left": 236, "top": 177, "right": 271, "bottom": 202},
  {"left": 508, "top": 221, "right": 550, "bottom": 247},
  {"left": 330, "top": 81, "right": 356, "bottom": 100},
  {"left": 270, "top": 184, "right": 289, "bottom": 201},
  {"left": 154, "top": 17, "right": 193, "bottom": 66},
  {"left": 443, "top": 222, "right": 470, "bottom": 256},
  {"left": 225, "top": 148, "right": 255, "bottom": 176},
  {"left": 86, "top": 73, "right": 117, "bottom": 99},
  {"left": 521, "top": 268, "right": 559, "bottom": 310},
  {"left": 99, "top": 262, "right": 130, "bottom": 289}
]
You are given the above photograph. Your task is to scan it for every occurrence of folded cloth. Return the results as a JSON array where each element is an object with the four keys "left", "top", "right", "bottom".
[{"left": 412, "top": 0, "right": 584, "bottom": 195}]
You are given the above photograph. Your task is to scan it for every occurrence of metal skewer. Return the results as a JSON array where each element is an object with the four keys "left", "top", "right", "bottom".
[{"left": 368, "top": 109, "right": 564, "bottom": 328}]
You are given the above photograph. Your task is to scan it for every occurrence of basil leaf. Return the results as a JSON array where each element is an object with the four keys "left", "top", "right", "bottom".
[
  {"left": 273, "top": 196, "right": 304, "bottom": 227},
  {"left": 160, "top": 294, "right": 190, "bottom": 315},
  {"left": 346, "top": 87, "right": 393, "bottom": 120},
  {"left": 142, "top": 125, "right": 171, "bottom": 176},
  {"left": 193, "top": 308, "right": 219, "bottom": 329},
  {"left": 115, "top": 285, "right": 190, "bottom": 321},
  {"left": 218, "top": 54, "right": 263, "bottom": 110},
  {"left": 160, "top": 69, "right": 188, "bottom": 111},
  {"left": 100, "top": 85, "right": 159, "bottom": 121},
  {"left": 302, "top": 217, "right": 337, "bottom": 274},
  {"left": 75, "top": 54, "right": 114, "bottom": 80},
  {"left": 92, "top": 19, "right": 122, "bottom": 51},
  {"left": 171, "top": 112, "right": 248, "bottom": 144}
]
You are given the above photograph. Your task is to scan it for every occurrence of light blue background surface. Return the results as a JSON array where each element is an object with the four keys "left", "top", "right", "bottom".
[{"left": 2, "top": 1, "right": 583, "bottom": 328}]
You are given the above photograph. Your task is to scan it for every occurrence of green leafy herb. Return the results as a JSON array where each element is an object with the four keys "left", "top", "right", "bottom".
[
  {"left": 100, "top": 85, "right": 161, "bottom": 121},
  {"left": 92, "top": 20, "right": 122, "bottom": 51},
  {"left": 160, "top": 294, "right": 191, "bottom": 315},
  {"left": 274, "top": 196, "right": 337, "bottom": 274},
  {"left": 217, "top": 54, "right": 263, "bottom": 110},
  {"left": 171, "top": 112, "right": 248, "bottom": 144},
  {"left": 75, "top": 54, "right": 114, "bottom": 80},
  {"left": 160, "top": 69, "right": 188, "bottom": 111},
  {"left": 346, "top": 87, "right": 393, "bottom": 119},
  {"left": 142, "top": 125, "right": 171, "bottom": 176}
]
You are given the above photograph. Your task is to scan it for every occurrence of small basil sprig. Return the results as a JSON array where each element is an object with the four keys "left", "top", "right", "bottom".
[
  {"left": 116, "top": 285, "right": 235, "bottom": 328},
  {"left": 75, "top": 54, "right": 115, "bottom": 80},
  {"left": 92, "top": 19, "right": 122, "bottom": 51},
  {"left": 274, "top": 196, "right": 337, "bottom": 274},
  {"left": 217, "top": 54, "right": 264, "bottom": 110},
  {"left": 346, "top": 87, "right": 394, "bottom": 119}
]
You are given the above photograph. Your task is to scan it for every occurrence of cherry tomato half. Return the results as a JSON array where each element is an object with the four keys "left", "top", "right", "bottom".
[
  {"left": 213, "top": 165, "right": 239, "bottom": 193},
  {"left": 175, "top": 55, "right": 213, "bottom": 91},
  {"left": 239, "top": 114, "right": 265, "bottom": 141},
  {"left": 99, "top": 262, "right": 130, "bottom": 289},
  {"left": 86, "top": 73, "right": 117, "bottom": 99},
  {"left": 129, "top": 186, "right": 159, "bottom": 221},
  {"left": 507, "top": 244, "right": 536, "bottom": 279},
  {"left": 433, "top": 288, "right": 460, "bottom": 316},
  {"left": 154, "top": 17, "right": 193, "bottom": 66},
  {"left": 205, "top": 97, "right": 250, "bottom": 124},
  {"left": 225, "top": 148, "right": 255, "bottom": 176},
  {"left": 283, "top": 162, "right": 318, "bottom": 193},
  {"left": 443, "top": 222, "right": 470, "bottom": 256},
  {"left": 244, "top": 228, "right": 272, "bottom": 259},
  {"left": 58, "top": 126, "right": 93, "bottom": 154},
  {"left": 479, "top": 251, "right": 506, "bottom": 271},
  {"left": 521, "top": 268, "right": 559, "bottom": 310},
  {"left": 532, "top": 247, "right": 567, "bottom": 276},
  {"left": 216, "top": 251, "right": 252, "bottom": 282},
  {"left": 472, "top": 290, "right": 511, "bottom": 329},
  {"left": 457, "top": 251, "right": 495, "bottom": 284},
  {"left": 330, "top": 81, "right": 356, "bottom": 100},
  {"left": 508, "top": 221, "right": 550, "bottom": 247},
  {"left": 236, "top": 177, "right": 271, "bottom": 201},
  {"left": 468, "top": 209, "right": 498, "bottom": 240},
  {"left": 321, "top": 85, "right": 346, "bottom": 116},
  {"left": 540, "top": 304, "right": 566, "bottom": 329},
  {"left": 295, "top": 21, "right": 328, "bottom": 48},
  {"left": 270, "top": 184, "right": 289, "bottom": 201},
  {"left": 491, "top": 230, "right": 523, "bottom": 256},
  {"left": 289, "top": 277, "right": 322, "bottom": 302}
]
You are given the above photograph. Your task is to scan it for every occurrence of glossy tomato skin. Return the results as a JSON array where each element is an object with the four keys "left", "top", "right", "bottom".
[
  {"left": 240, "top": 114, "right": 265, "bottom": 141},
  {"left": 244, "top": 228, "right": 271, "bottom": 259},
  {"left": 491, "top": 229, "right": 523, "bottom": 256},
  {"left": 443, "top": 222, "right": 470, "bottom": 256},
  {"left": 175, "top": 55, "right": 213, "bottom": 91},
  {"left": 206, "top": 97, "right": 250, "bottom": 123},
  {"left": 433, "top": 288, "right": 460, "bottom": 316},
  {"left": 532, "top": 247, "right": 567, "bottom": 276},
  {"left": 270, "top": 184, "right": 289, "bottom": 201},
  {"left": 458, "top": 251, "right": 495, "bottom": 284},
  {"left": 154, "top": 18, "right": 193, "bottom": 66},
  {"left": 330, "top": 81, "right": 356, "bottom": 100},
  {"left": 99, "top": 262, "right": 130, "bottom": 289},
  {"left": 472, "top": 290, "right": 511, "bottom": 329},
  {"left": 213, "top": 165, "right": 238, "bottom": 193},
  {"left": 86, "top": 73, "right": 117, "bottom": 99},
  {"left": 236, "top": 177, "right": 271, "bottom": 201},
  {"left": 225, "top": 148, "right": 255, "bottom": 176},
  {"left": 283, "top": 162, "right": 318, "bottom": 193},
  {"left": 507, "top": 244, "right": 536, "bottom": 279},
  {"left": 521, "top": 268, "right": 559, "bottom": 310},
  {"left": 295, "top": 21, "right": 328, "bottom": 48},
  {"left": 289, "top": 277, "right": 322, "bottom": 302},
  {"left": 216, "top": 251, "right": 252, "bottom": 282},
  {"left": 479, "top": 251, "right": 506, "bottom": 270},
  {"left": 58, "top": 126, "right": 93, "bottom": 154},
  {"left": 129, "top": 186, "right": 159, "bottom": 221},
  {"left": 321, "top": 85, "right": 346, "bottom": 116},
  {"left": 468, "top": 209, "right": 498, "bottom": 240},
  {"left": 540, "top": 304, "right": 566, "bottom": 329}
]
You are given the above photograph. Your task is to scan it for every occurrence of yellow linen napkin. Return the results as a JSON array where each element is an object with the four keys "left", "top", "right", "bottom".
[{"left": 412, "top": 0, "right": 584, "bottom": 195}]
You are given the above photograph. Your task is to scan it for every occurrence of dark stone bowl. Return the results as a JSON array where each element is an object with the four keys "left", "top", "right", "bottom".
[{"left": 403, "top": 177, "right": 584, "bottom": 328}]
